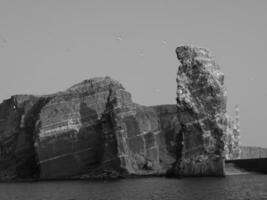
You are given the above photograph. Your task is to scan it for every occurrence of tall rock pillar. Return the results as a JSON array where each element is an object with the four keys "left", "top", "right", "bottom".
[
  {"left": 175, "top": 45, "right": 227, "bottom": 176},
  {"left": 232, "top": 105, "right": 241, "bottom": 159}
]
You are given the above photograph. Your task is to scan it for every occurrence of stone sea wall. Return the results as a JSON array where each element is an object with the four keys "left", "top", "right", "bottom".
[{"left": 239, "top": 146, "right": 267, "bottom": 159}]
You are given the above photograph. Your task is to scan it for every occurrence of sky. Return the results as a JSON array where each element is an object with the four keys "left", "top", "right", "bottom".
[{"left": 0, "top": 0, "right": 267, "bottom": 147}]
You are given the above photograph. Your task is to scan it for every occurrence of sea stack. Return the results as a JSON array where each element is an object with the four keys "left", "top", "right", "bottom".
[{"left": 174, "top": 45, "right": 227, "bottom": 176}]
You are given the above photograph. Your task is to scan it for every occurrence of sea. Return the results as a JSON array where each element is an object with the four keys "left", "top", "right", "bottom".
[{"left": 0, "top": 174, "right": 267, "bottom": 200}]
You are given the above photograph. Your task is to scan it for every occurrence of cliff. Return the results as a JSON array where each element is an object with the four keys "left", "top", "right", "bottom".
[
  {"left": 0, "top": 46, "right": 236, "bottom": 180},
  {"left": 0, "top": 77, "right": 179, "bottom": 180},
  {"left": 172, "top": 45, "right": 227, "bottom": 176},
  {"left": 0, "top": 95, "right": 48, "bottom": 180},
  {"left": 224, "top": 106, "right": 241, "bottom": 160}
]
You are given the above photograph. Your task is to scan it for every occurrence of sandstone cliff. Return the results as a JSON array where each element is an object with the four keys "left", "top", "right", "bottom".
[
  {"left": 224, "top": 106, "right": 241, "bottom": 160},
  {"left": 0, "top": 77, "right": 179, "bottom": 180},
  {"left": 0, "top": 95, "right": 48, "bottom": 180},
  {"left": 0, "top": 46, "right": 238, "bottom": 180},
  {"left": 172, "top": 45, "right": 227, "bottom": 176}
]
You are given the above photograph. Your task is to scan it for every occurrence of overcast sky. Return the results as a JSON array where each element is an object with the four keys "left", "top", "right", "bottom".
[{"left": 0, "top": 0, "right": 266, "bottom": 147}]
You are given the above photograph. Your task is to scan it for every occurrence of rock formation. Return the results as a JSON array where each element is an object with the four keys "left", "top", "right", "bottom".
[
  {"left": 173, "top": 45, "right": 227, "bottom": 176},
  {"left": 0, "top": 95, "right": 47, "bottom": 180},
  {"left": 0, "top": 77, "right": 179, "bottom": 180},
  {"left": 225, "top": 106, "right": 241, "bottom": 160},
  {"left": 0, "top": 45, "right": 236, "bottom": 180}
]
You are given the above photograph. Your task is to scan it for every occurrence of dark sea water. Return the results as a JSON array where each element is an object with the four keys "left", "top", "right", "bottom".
[{"left": 0, "top": 174, "right": 267, "bottom": 200}]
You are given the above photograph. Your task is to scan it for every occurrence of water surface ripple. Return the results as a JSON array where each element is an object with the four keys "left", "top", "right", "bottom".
[{"left": 0, "top": 174, "right": 267, "bottom": 200}]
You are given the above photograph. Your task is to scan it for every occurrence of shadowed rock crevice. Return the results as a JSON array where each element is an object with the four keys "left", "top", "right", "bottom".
[
  {"left": 0, "top": 98, "right": 25, "bottom": 180},
  {"left": 0, "top": 96, "right": 50, "bottom": 180},
  {"left": 92, "top": 87, "right": 127, "bottom": 177},
  {"left": 17, "top": 97, "right": 51, "bottom": 179}
]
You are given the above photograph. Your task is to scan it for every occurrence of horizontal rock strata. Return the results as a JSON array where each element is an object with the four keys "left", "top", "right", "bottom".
[
  {"left": 0, "top": 77, "right": 179, "bottom": 180},
  {"left": 0, "top": 46, "right": 236, "bottom": 180},
  {"left": 173, "top": 45, "right": 227, "bottom": 176},
  {"left": 224, "top": 106, "right": 241, "bottom": 160}
]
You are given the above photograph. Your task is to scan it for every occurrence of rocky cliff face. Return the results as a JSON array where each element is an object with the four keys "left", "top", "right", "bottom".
[
  {"left": 0, "top": 46, "right": 234, "bottom": 180},
  {"left": 0, "top": 95, "right": 48, "bottom": 180},
  {"left": 224, "top": 106, "right": 241, "bottom": 160},
  {"left": 0, "top": 77, "right": 179, "bottom": 180},
  {"left": 172, "top": 45, "right": 227, "bottom": 176}
]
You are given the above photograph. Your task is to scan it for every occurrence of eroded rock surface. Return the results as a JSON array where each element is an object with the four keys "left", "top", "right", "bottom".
[
  {"left": 225, "top": 106, "right": 241, "bottom": 160},
  {"left": 0, "top": 77, "right": 179, "bottom": 180},
  {"left": 0, "top": 46, "right": 235, "bottom": 180},
  {"left": 0, "top": 95, "right": 48, "bottom": 180},
  {"left": 173, "top": 45, "right": 227, "bottom": 176}
]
